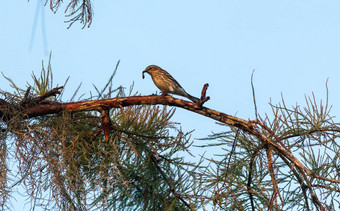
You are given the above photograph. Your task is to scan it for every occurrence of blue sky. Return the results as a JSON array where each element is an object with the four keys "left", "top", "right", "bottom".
[{"left": 1, "top": 0, "right": 340, "bottom": 209}]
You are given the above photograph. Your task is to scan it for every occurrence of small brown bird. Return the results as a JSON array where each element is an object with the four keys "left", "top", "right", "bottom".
[{"left": 142, "top": 65, "right": 200, "bottom": 103}]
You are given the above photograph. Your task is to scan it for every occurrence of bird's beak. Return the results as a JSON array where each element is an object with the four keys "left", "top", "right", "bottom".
[{"left": 142, "top": 70, "right": 148, "bottom": 79}]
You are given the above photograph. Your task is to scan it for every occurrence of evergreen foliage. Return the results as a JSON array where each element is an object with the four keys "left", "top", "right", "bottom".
[{"left": 0, "top": 58, "right": 339, "bottom": 210}]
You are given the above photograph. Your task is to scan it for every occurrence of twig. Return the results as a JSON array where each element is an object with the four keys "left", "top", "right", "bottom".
[
  {"left": 219, "top": 128, "right": 239, "bottom": 191},
  {"left": 100, "top": 108, "right": 111, "bottom": 142},
  {"left": 198, "top": 83, "right": 210, "bottom": 106},
  {"left": 247, "top": 144, "right": 264, "bottom": 211},
  {"left": 22, "top": 86, "right": 32, "bottom": 104},
  {"left": 266, "top": 145, "right": 283, "bottom": 209},
  {"left": 251, "top": 69, "right": 258, "bottom": 119},
  {"left": 150, "top": 155, "right": 191, "bottom": 209},
  {"left": 280, "top": 155, "right": 310, "bottom": 210},
  {"left": 34, "top": 86, "right": 63, "bottom": 103}
]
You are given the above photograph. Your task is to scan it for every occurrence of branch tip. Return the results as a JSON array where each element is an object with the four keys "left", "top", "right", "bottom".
[{"left": 198, "top": 83, "right": 210, "bottom": 106}]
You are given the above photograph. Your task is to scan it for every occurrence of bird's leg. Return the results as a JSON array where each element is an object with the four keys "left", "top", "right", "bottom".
[{"left": 161, "top": 91, "right": 168, "bottom": 96}]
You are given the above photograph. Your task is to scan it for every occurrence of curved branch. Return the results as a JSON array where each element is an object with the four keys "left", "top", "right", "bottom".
[{"left": 1, "top": 93, "right": 338, "bottom": 210}]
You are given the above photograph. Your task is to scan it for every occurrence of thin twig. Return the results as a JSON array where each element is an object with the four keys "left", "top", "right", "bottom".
[
  {"left": 34, "top": 86, "right": 63, "bottom": 103},
  {"left": 266, "top": 145, "right": 283, "bottom": 209},
  {"left": 22, "top": 86, "right": 32, "bottom": 104},
  {"left": 150, "top": 155, "right": 191, "bottom": 209},
  {"left": 198, "top": 83, "right": 210, "bottom": 106},
  {"left": 247, "top": 144, "right": 264, "bottom": 211},
  {"left": 251, "top": 69, "right": 258, "bottom": 119},
  {"left": 219, "top": 128, "right": 239, "bottom": 191}
]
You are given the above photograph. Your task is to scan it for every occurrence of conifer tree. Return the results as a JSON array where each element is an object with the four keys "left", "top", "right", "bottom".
[
  {"left": 0, "top": 57, "right": 339, "bottom": 210},
  {"left": 2, "top": 1, "right": 339, "bottom": 210}
]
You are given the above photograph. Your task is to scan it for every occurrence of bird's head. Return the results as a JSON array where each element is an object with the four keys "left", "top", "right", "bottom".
[{"left": 142, "top": 65, "right": 160, "bottom": 79}]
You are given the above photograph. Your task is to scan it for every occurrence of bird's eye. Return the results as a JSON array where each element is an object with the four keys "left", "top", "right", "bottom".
[{"left": 148, "top": 67, "right": 152, "bottom": 70}]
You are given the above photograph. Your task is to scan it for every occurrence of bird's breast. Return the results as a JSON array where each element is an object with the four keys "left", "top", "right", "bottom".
[{"left": 152, "top": 75, "right": 174, "bottom": 92}]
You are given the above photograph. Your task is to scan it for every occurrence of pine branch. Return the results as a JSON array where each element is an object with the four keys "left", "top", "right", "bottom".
[{"left": 1, "top": 86, "right": 339, "bottom": 210}]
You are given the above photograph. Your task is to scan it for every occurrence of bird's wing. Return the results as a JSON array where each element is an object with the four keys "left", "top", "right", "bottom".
[{"left": 162, "top": 70, "right": 184, "bottom": 89}]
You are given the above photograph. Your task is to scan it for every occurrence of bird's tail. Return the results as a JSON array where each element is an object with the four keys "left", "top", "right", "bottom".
[{"left": 186, "top": 93, "right": 200, "bottom": 103}]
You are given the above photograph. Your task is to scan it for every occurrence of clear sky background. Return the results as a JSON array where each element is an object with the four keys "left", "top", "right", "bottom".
[{"left": 1, "top": 0, "right": 340, "bottom": 210}]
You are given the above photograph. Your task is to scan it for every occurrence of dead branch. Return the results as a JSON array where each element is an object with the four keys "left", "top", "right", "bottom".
[
  {"left": 33, "top": 86, "right": 64, "bottom": 104},
  {"left": 198, "top": 83, "right": 210, "bottom": 106}
]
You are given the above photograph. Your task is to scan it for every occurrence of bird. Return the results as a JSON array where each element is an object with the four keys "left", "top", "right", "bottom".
[{"left": 142, "top": 65, "right": 200, "bottom": 103}]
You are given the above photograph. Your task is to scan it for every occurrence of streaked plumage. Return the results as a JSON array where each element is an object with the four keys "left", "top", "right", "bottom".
[{"left": 142, "top": 65, "right": 200, "bottom": 103}]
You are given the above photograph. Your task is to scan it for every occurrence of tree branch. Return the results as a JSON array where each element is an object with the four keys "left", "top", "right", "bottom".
[{"left": 1, "top": 93, "right": 338, "bottom": 210}]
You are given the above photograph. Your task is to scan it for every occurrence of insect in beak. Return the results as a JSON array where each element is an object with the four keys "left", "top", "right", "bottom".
[{"left": 142, "top": 70, "right": 147, "bottom": 79}]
